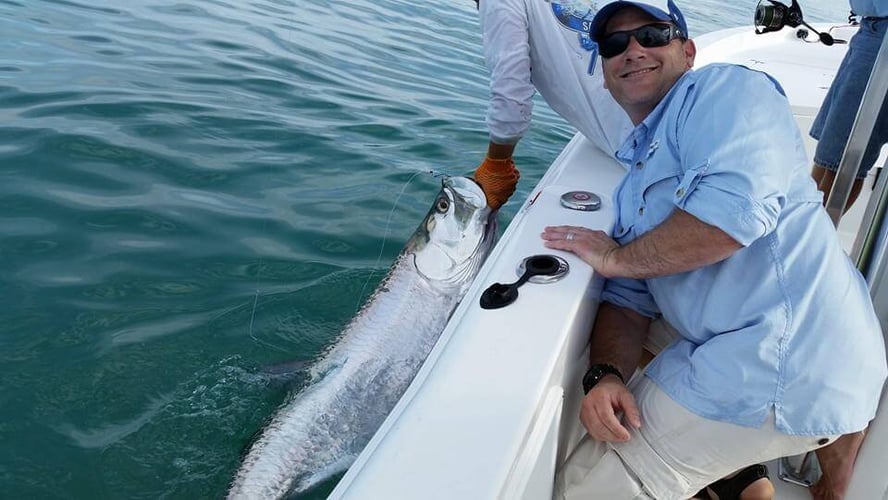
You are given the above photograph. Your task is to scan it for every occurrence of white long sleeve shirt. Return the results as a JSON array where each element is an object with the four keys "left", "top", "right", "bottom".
[{"left": 479, "top": 0, "right": 632, "bottom": 155}]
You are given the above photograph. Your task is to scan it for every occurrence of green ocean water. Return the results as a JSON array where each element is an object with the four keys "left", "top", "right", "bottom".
[{"left": 0, "top": 0, "right": 849, "bottom": 498}]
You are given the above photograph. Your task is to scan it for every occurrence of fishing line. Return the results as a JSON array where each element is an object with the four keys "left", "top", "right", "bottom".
[
  {"left": 244, "top": 0, "right": 316, "bottom": 353},
  {"left": 245, "top": 158, "right": 290, "bottom": 353},
  {"left": 244, "top": 0, "right": 306, "bottom": 353},
  {"left": 247, "top": 195, "right": 266, "bottom": 344},
  {"left": 352, "top": 169, "right": 444, "bottom": 315},
  {"left": 247, "top": 218, "right": 288, "bottom": 353}
]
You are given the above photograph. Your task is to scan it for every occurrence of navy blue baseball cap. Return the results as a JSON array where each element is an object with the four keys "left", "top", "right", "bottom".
[{"left": 590, "top": 0, "right": 689, "bottom": 42}]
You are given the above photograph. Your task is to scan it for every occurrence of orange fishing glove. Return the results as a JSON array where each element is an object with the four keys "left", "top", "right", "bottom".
[{"left": 473, "top": 157, "right": 520, "bottom": 210}]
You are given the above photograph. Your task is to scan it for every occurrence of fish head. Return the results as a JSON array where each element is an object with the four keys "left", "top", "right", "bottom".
[{"left": 410, "top": 176, "right": 497, "bottom": 292}]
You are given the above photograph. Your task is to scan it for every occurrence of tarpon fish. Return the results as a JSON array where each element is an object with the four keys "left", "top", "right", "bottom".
[{"left": 228, "top": 176, "right": 498, "bottom": 499}]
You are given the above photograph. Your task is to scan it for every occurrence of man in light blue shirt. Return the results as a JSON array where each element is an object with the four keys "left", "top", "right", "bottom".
[{"left": 544, "top": 0, "right": 888, "bottom": 498}]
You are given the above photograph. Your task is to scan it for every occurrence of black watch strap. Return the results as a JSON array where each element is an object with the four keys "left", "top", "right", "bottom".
[{"left": 582, "top": 363, "right": 624, "bottom": 394}]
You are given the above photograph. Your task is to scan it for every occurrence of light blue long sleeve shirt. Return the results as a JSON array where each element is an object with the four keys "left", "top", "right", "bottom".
[{"left": 601, "top": 64, "right": 887, "bottom": 436}]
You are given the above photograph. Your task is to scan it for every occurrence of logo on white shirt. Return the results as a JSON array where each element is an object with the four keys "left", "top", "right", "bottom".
[{"left": 548, "top": 1, "right": 602, "bottom": 74}]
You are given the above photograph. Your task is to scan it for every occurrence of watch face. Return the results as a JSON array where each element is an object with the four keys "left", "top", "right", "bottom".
[
  {"left": 582, "top": 364, "right": 622, "bottom": 394},
  {"left": 582, "top": 367, "right": 602, "bottom": 394}
]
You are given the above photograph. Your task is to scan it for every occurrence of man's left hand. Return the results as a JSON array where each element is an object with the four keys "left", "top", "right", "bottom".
[
  {"left": 580, "top": 376, "right": 641, "bottom": 442},
  {"left": 542, "top": 225, "right": 620, "bottom": 277}
]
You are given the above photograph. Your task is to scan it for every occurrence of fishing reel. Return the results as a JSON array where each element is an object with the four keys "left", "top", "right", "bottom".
[{"left": 754, "top": 0, "right": 835, "bottom": 45}]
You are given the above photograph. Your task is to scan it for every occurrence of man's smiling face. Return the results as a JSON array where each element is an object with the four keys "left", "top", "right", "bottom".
[{"left": 601, "top": 7, "right": 696, "bottom": 124}]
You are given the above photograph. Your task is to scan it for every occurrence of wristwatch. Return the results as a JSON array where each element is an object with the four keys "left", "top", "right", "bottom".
[{"left": 582, "top": 363, "right": 624, "bottom": 394}]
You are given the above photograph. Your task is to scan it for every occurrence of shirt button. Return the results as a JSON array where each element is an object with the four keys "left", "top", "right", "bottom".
[
  {"left": 676, "top": 188, "right": 685, "bottom": 197},
  {"left": 818, "top": 438, "right": 830, "bottom": 445},
  {"left": 635, "top": 161, "right": 644, "bottom": 169},
  {"left": 638, "top": 207, "right": 644, "bottom": 215}
]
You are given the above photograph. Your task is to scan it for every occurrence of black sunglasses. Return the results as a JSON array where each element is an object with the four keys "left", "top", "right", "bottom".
[{"left": 598, "top": 23, "right": 685, "bottom": 58}]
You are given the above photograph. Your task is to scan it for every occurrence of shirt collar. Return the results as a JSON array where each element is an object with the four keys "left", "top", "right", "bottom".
[{"left": 615, "top": 69, "right": 697, "bottom": 163}]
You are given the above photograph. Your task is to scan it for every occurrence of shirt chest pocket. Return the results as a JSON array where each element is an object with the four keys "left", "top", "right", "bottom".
[{"left": 635, "top": 160, "right": 708, "bottom": 233}]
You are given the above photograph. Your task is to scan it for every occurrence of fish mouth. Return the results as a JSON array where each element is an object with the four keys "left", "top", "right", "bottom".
[
  {"left": 444, "top": 176, "right": 487, "bottom": 210},
  {"left": 410, "top": 176, "right": 496, "bottom": 291}
]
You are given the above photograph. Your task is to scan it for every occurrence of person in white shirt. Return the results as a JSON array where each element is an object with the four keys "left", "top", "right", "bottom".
[{"left": 472, "top": 0, "right": 633, "bottom": 209}]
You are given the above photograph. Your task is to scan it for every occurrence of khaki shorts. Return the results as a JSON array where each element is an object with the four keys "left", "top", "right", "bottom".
[{"left": 556, "top": 370, "right": 837, "bottom": 500}]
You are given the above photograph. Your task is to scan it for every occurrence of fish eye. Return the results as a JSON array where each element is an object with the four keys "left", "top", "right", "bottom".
[{"left": 435, "top": 197, "right": 450, "bottom": 213}]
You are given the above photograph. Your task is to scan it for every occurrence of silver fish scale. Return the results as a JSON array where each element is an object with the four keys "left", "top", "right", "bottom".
[
  {"left": 229, "top": 177, "right": 495, "bottom": 499},
  {"left": 230, "top": 239, "right": 478, "bottom": 499}
]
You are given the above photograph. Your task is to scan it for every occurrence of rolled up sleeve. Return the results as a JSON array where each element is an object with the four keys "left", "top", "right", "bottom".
[{"left": 671, "top": 66, "right": 796, "bottom": 246}]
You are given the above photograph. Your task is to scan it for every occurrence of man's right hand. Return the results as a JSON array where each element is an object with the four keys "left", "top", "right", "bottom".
[
  {"left": 473, "top": 156, "right": 519, "bottom": 210},
  {"left": 580, "top": 375, "right": 642, "bottom": 442}
]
